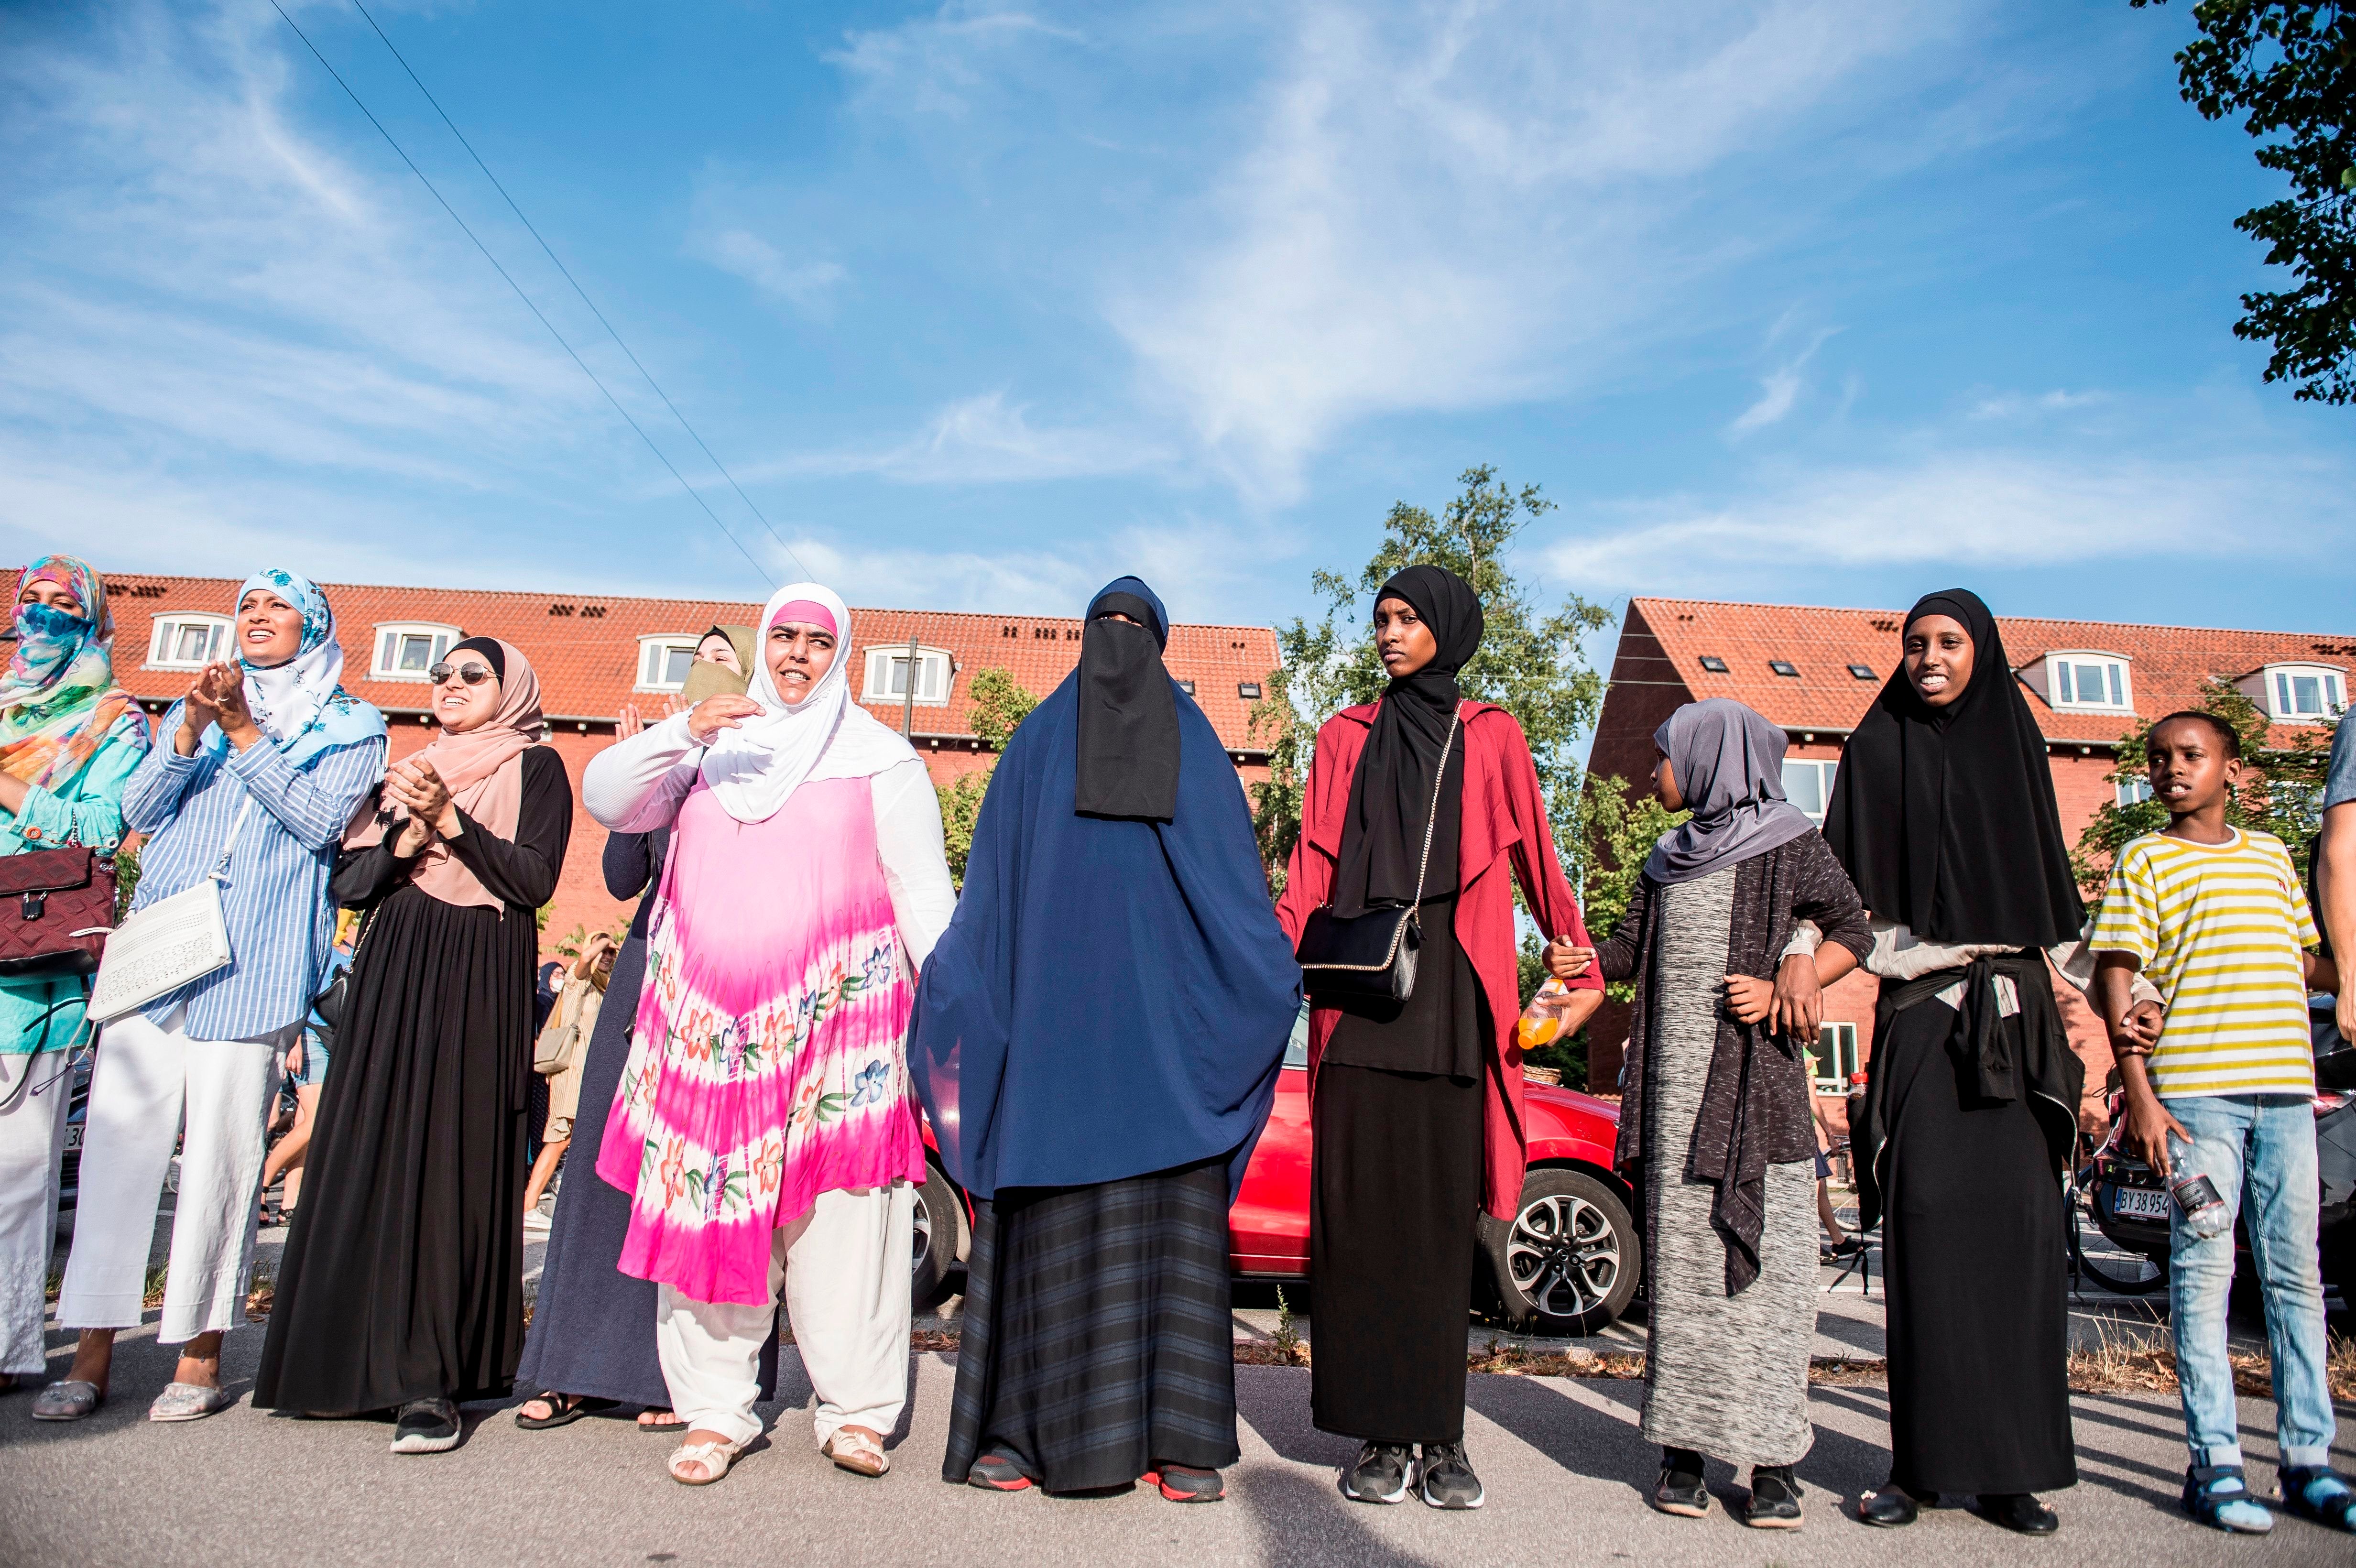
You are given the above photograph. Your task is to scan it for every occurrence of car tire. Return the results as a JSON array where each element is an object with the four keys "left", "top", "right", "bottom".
[
  {"left": 911, "top": 1160, "right": 964, "bottom": 1310},
  {"left": 1481, "top": 1167, "right": 1640, "bottom": 1337}
]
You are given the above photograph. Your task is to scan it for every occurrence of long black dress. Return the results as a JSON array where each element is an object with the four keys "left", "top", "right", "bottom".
[
  {"left": 512, "top": 829, "right": 777, "bottom": 1409},
  {"left": 255, "top": 746, "right": 570, "bottom": 1413}
]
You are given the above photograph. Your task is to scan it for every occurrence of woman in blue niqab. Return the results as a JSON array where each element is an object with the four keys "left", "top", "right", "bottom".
[{"left": 910, "top": 575, "right": 1300, "bottom": 1500}]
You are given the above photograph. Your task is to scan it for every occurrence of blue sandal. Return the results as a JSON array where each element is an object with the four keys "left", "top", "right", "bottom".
[
  {"left": 2280, "top": 1467, "right": 2356, "bottom": 1532},
  {"left": 2182, "top": 1465, "right": 2273, "bottom": 1534}
]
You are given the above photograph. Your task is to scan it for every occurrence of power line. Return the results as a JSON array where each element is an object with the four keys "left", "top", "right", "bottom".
[
  {"left": 266, "top": 0, "right": 776, "bottom": 587},
  {"left": 345, "top": 0, "right": 812, "bottom": 582}
]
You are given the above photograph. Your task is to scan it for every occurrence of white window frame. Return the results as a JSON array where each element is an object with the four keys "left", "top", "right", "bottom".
[
  {"left": 861, "top": 645, "right": 952, "bottom": 706},
  {"left": 1781, "top": 758, "right": 1838, "bottom": 824},
  {"left": 146, "top": 612, "right": 233, "bottom": 671},
  {"left": 2032, "top": 650, "right": 2134, "bottom": 714},
  {"left": 635, "top": 634, "right": 709, "bottom": 693},
  {"left": 370, "top": 622, "right": 461, "bottom": 682},
  {"left": 2250, "top": 663, "right": 2346, "bottom": 724},
  {"left": 1814, "top": 1022, "right": 1860, "bottom": 1090}
]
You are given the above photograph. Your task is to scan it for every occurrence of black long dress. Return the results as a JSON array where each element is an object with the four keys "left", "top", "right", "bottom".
[
  {"left": 255, "top": 746, "right": 570, "bottom": 1413},
  {"left": 512, "top": 829, "right": 777, "bottom": 1409}
]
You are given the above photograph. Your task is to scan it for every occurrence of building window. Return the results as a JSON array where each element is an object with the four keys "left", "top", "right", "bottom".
[
  {"left": 635, "top": 635, "right": 709, "bottom": 692},
  {"left": 1768, "top": 660, "right": 1799, "bottom": 678},
  {"left": 1698, "top": 655, "right": 1729, "bottom": 673},
  {"left": 1238, "top": 682, "right": 1262, "bottom": 699},
  {"left": 370, "top": 623, "right": 460, "bottom": 681},
  {"left": 2261, "top": 664, "right": 2344, "bottom": 722},
  {"left": 1814, "top": 1022, "right": 1861, "bottom": 1089},
  {"left": 862, "top": 645, "right": 952, "bottom": 706},
  {"left": 2116, "top": 776, "right": 2154, "bottom": 807},
  {"left": 146, "top": 613, "right": 233, "bottom": 670},
  {"left": 1781, "top": 758, "right": 1837, "bottom": 822},
  {"left": 1178, "top": 680, "right": 1196, "bottom": 696},
  {"left": 1847, "top": 663, "right": 1875, "bottom": 681},
  {"left": 2039, "top": 651, "right": 2132, "bottom": 712}
]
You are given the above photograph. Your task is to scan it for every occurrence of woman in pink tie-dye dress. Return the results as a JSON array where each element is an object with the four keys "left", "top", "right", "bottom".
[{"left": 582, "top": 582, "right": 954, "bottom": 1488}]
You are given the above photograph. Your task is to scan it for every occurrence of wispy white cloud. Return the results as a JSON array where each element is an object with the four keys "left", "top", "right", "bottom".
[
  {"left": 826, "top": 2, "right": 1084, "bottom": 119},
  {"left": 1967, "top": 388, "right": 2110, "bottom": 420},
  {"left": 750, "top": 392, "right": 1167, "bottom": 485},
  {"left": 1731, "top": 327, "right": 1839, "bottom": 434},
  {"left": 693, "top": 229, "right": 848, "bottom": 316}
]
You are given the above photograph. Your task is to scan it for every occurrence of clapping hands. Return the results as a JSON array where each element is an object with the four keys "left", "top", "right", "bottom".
[
  {"left": 382, "top": 756, "right": 458, "bottom": 855},
  {"left": 175, "top": 662, "right": 260, "bottom": 755}
]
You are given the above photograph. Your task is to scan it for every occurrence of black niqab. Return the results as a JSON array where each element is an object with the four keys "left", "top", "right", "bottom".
[
  {"left": 1331, "top": 566, "right": 1484, "bottom": 918},
  {"left": 1074, "top": 577, "right": 1180, "bottom": 821},
  {"left": 1822, "top": 588, "right": 2083, "bottom": 948}
]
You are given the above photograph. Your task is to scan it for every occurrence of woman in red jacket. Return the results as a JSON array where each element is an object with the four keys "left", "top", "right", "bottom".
[{"left": 1274, "top": 565, "right": 1603, "bottom": 1510}]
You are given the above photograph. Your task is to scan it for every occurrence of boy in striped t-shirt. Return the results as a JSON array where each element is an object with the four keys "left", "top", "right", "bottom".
[{"left": 2091, "top": 712, "right": 2351, "bottom": 1536}]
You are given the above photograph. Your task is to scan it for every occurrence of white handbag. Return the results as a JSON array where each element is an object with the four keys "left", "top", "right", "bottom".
[{"left": 87, "top": 796, "right": 250, "bottom": 1025}]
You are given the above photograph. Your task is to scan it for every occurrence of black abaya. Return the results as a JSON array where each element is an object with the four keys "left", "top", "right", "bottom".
[{"left": 255, "top": 746, "right": 571, "bottom": 1413}]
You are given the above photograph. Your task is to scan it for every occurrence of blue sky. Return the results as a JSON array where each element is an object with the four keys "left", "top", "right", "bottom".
[{"left": 5, "top": 0, "right": 2352, "bottom": 653}]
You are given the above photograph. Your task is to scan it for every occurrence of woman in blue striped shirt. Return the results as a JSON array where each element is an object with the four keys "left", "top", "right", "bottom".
[{"left": 40, "top": 570, "right": 384, "bottom": 1425}]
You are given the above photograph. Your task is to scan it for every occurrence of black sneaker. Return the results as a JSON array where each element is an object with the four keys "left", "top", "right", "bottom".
[
  {"left": 390, "top": 1397, "right": 460, "bottom": 1454},
  {"left": 1340, "top": 1441, "right": 1413, "bottom": 1504},
  {"left": 1744, "top": 1466, "right": 1803, "bottom": 1529},
  {"left": 1416, "top": 1442, "right": 1484, "bottom": 1510}
]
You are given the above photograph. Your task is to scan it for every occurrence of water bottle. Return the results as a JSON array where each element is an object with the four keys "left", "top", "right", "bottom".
[{"left": 2166, "top": 1132, "right": 2231, "bottom": 1240}]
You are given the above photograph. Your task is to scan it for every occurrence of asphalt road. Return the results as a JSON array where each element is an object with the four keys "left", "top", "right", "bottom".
[{"left": 5, "top": 1317, "right": 2351, "bottom": 1568}]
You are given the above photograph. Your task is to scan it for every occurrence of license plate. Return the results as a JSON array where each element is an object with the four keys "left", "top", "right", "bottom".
[
  {"left": 64, "top": 1123, "right": 82, "bottom": 1151},
  {"left": 2111, "top": 1186, "right": 2169, "bottom": 1220}
]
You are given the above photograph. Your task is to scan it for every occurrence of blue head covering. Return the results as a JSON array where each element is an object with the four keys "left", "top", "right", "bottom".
[
  {"left": 210, "top": 569, "right": 386, "bottom": 767},
  {"left": 909, "top": 577, "right": 1302, "bottom": 1200}
]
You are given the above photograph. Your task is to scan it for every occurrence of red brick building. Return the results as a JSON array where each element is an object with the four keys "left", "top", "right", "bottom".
[
  {"left": 1588, "top": 597, "right": 2353, "bottom": 1124},
  {"left": 98, "top": 574, "right": 1280, "bottom": 947}
]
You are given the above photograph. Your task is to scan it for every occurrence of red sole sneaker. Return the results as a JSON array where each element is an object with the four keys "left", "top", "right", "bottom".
[{"left": 968, "top": 1456, "right": 1034, "bottom": 1491}]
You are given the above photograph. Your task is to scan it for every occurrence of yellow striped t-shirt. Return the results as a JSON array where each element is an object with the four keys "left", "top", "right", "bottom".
[{"left": 2088, "top": 828, "right": 2318, "bottom": 1099}]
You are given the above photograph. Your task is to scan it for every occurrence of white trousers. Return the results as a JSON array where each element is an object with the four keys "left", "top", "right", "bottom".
[
  {"left": 656, "top": 1182, "right": 915, "bottom": 1448},
  {"left": 56, "top": 1005, "right": 287, "bottom": 1344},
  {"left": 0, "top": 1051, "right": 74, "bottom": 1373}
]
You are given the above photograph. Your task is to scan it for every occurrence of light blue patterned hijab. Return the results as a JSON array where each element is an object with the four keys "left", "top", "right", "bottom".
[{"left": 210, "top": 569, "right": 385, "bottom": 767}]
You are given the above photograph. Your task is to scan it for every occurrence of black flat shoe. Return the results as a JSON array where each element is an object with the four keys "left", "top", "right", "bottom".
[
  {"left": 1743, "top": 1466, "right": 1803, "bottom": 1529},
  {"left": 514, "top": 1392, "right": 618, "bottom": 1430},
  {"left": 1980, "top": 1493, "right": 2059, "bottom": 1535},
  {"left": 1859, "top": 1485, "right": 1920, "bottom": 1527},
  {"left": 1653, "top": 1466, "right": 1710, "bottom": 1517}
]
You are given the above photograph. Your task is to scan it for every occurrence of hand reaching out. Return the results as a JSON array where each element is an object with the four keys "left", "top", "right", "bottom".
[{"left": 1543, "top": 941, "right": 1594, "bottom": 981}]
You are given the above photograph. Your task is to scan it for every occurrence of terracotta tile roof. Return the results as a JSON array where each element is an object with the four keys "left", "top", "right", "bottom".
[
  {"left": 1621, "top": 596, "right": 2356, "bottom": 748},
  {"left": 91, "top": 573, "right": 1281, "bottom": 754}
]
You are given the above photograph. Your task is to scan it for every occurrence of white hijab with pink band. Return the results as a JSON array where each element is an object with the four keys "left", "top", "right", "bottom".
[{"left": 699, "top": 581, "right": 917, "bottom": 824}]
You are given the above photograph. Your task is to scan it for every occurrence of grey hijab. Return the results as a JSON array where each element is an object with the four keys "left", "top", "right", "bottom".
[{"left": 1643, "top": 698, "right": 1817, "bottom": 886}]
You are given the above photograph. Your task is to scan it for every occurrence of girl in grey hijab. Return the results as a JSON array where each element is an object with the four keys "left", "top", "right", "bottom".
[{"left": 1644, "top": 698, "right": 1816, "bottom": 885}]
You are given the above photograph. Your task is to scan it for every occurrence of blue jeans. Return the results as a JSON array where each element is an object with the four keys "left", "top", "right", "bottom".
[{"left": 2166, "top": 1094, "right": 2338, "bottom": 1470}]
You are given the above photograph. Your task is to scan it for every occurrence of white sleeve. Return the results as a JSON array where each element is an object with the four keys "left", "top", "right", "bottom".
[
  {"left": 871, "top": 757, "right": 957, "bottom": 969},
  {"left": 2049, "top": 931, "right": 2164, "bottom": 1008},
  {"left": 582, "top": 711, "right": 702, "bottom": 832}
]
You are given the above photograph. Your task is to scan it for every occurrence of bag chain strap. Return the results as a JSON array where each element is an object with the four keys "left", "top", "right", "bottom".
[{"left": 1307, "top": 705, "right": 1462, "bottom": 972}]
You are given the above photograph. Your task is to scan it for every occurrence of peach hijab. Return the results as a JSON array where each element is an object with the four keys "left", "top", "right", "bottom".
[{"left": 346, "top": 636, "right": 545, "bottom": 909}]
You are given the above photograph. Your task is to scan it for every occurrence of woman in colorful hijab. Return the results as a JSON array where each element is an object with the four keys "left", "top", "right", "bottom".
[
  {"left": 580, "top": 583, "right": 955, "bottom": 1487},
  {"left": 912, "top": 577, "right": 1299, "bottom": 1503},
  {"left": 1588, "top": 698, "right": 1871, "bottom": 1527},
  {"left": 1273, "top": 564, "right": 1601, "bottom": 1512},
  {"left": 0, "top": 558, "right": 150, "bottom": 1394},
  {"left": 48, "top": 569, "right": 384, "bottom": 1426},
  {"left": 255, "top": 638, "right": 571, "bottom": 1457}
]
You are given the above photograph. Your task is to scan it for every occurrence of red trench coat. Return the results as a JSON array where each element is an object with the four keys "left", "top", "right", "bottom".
[{"left": 1274, "top": 699, "right": 1602, "bottom": 1221}]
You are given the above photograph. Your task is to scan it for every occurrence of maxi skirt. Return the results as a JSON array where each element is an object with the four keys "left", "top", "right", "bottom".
[
  {"left": 1877, "top": 999, "right": 2076, "bottom": 1495},
  {"left": 944, "top": 1155, "right": 1239, "bottom": 1491}
]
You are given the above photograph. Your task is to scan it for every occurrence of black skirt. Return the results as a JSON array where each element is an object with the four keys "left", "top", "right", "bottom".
[
  {"left": 1309, "top": 1062, "right": 1482, "bottom": 1444},
  {"left": 1876, "top": 1000, "right": 2076, "bottom": 1495},
  {"left": 944, "top": 1155, "right": 1238, "bottom": 1492}
]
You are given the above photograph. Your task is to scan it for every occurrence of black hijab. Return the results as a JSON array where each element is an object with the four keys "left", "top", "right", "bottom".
[
  {"left": 1074, "top": 576, "right": 1180, "bottom": 821},
  {"left": 1822, "top": 588, "right": 2083, "bottom": 948},
  {"left": 1331, "top": 565, "right": 1484, "bottom": 917}
]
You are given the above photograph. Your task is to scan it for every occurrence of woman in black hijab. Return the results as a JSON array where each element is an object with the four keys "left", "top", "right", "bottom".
[
  {"left": 1275, "top": 565, "right": 1603, "bottom": 1511},
  {"left": 1818, "top": 589, "right": 2157, "bottom": 1535}
]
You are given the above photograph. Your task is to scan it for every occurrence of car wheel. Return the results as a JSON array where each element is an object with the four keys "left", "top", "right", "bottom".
[
  {"left": 910, "top": 1160, "right": 963, "bottom": 1309},
  {"left": 1483, "top": 1168, "right": 1640, "bottom": 1337}
]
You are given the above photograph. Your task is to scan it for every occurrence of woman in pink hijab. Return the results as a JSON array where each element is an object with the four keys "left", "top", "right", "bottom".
[{"left": 255, "top": 636, "right": 572, "bottom": 1457}]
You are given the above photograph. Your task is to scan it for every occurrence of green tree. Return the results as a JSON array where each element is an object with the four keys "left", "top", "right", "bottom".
[
  {"left": 2072, "top": 676, "right": 2338, "bottom": 901},
  {"left": 2133, "top": 1, "right": 2356, "bottom": 403},
  {"left": 940, "top": 667, "right": 1043, "bottom": 887}
]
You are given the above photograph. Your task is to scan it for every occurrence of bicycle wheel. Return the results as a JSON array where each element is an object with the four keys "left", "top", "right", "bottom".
[{"left": 2070, "top": 1187, "right": 2169, "bottom": 1296}]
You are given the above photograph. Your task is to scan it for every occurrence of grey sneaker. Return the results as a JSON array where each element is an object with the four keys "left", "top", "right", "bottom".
[
  {"left": 1341, "top": 1442, "right": 1413, "bottom": 1504},
  {"left": 1416, "top": 1441, "right": 1485, "bottom": 1510},
  {"left": 149, "top": 1382, "right": 236, "bottom": 1423},
  {"left": 390, "top": 1397, "right": 461, "bottom": 1454}
]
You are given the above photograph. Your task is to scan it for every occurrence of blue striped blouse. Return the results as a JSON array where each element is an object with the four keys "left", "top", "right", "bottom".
[{"left": 120, "top": 700, "right": 385, "bottom": 1041}]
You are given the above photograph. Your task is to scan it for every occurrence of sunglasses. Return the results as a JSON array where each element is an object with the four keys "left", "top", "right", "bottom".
[{"left": 427, "top": 662, "right": 496, "bottom": 687}]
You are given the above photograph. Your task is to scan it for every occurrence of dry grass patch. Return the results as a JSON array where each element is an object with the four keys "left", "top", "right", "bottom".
[{"left": 2066, "top": 1324, "right": 2356, "bottom": 1400}]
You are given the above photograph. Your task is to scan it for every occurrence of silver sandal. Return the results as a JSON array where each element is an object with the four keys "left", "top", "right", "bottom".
[
  {"left": 149, "top": 1382, "right": 236, "bottom": 1422},
  {"left": 32, "top": 1380, "right": 104, "bottom": 1421}
]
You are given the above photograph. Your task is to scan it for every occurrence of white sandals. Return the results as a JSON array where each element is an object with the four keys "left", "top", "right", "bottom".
[
  {"left": 668, "top": 1437, "right": 745, "bottom": 1486},
  {"left": 824, "top": 1426, "right": 890, "bottom": 1478}
]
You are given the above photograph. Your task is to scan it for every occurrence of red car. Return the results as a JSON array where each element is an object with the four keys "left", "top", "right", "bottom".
[{"left": 912, "top": 1014, "right": 1642, "bottom": 1337}]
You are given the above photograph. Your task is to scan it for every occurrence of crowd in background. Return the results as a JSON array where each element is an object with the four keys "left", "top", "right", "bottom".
[{"left": 0, "top": 555, "right": 2346, "bottom": 1537}]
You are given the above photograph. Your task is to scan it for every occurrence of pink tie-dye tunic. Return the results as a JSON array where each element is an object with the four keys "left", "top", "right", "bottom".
[{"left": 597, "top": 774, "right": 926, "bottom": 1305}]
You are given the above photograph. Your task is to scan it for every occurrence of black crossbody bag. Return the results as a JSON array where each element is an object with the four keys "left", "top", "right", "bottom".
[{"left": 1294, "top": 709, "right": 1459, "bottom": 1005}]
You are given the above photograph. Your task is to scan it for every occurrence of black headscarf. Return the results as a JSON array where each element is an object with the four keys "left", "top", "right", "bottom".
[
  {"left": 1331, "top": 565, "right": 1484, "bottom": 918},
  {"left": 447, "top": 635, "right": 505, "bottom": 684},
  {"left": 1074, "top": 576, "right": 1180, "bottom": 821},
  {"left": 1822, "top": 588, "right": 2083, "bottom": 948}
]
